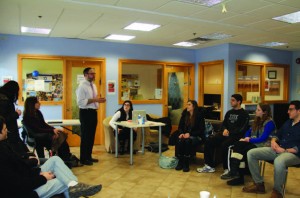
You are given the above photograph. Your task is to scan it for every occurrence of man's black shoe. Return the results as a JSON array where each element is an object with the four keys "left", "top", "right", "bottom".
[
  {"left": 91, "top": 158, "right": 99, "bottom": 163},
  {"left": 80, "top": 160, "right": 93, "bottom": 166}
]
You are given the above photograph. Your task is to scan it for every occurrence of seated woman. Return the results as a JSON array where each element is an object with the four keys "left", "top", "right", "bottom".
[
  {"left": 221, "top": 103, "right": 276, "bottom": 185},
  {"left": 109, "top": 100, "right": 137, "bottom": 155},
  {"left": 175, "top": 100, "right": 205, "bottom": 172},
  {"left": 0, "top": 116, "right": 101, "bottom": 198},
  {"left": 23, "top": 97, "right": 75, "bottom": 164}
]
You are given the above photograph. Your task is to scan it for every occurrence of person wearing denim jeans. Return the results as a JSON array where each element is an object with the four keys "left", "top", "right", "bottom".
[
  {"left": 0, "top": 117, "right": 101, "bottom": 198},
  {"left": 243, "top": 100, "right": 300, "bottom": 198}
]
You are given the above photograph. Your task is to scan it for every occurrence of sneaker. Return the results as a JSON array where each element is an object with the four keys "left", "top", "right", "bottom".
[
  {"left": 196, "top": 165, "right": 215, "bottom": 173},
  {"left": 69, "top": 183, "right": 102, "bottom": 198},
  {"left": 220, "top": 171, "right": 239, "bottom": 180}
]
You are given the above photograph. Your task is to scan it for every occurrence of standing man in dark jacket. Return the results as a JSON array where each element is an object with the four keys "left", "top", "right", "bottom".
[
  {"left": 197, "top": 94, "right": 249, "bottom": 175},
  {"left": 243, "top": 100, "right": 300, "bottom": 198}
]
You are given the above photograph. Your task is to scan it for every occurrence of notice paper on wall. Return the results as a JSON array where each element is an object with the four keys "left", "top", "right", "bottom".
[{"left": 34, "top": 80, "right": 45, "bottom": 91}]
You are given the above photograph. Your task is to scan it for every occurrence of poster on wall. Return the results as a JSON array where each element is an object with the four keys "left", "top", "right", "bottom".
[
  {"left": 107, "top": 80, "right": 116, "bottom": 95},
  {"left": 2, "top": 76, "right": 13, "bottom": 85}
]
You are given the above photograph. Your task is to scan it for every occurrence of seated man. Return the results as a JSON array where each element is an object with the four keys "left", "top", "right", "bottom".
[
  {"left": 197, "top": 94, "right": 249, "bottom": 175},
  {"left": 0, "top": 116, "right": 101, "bottom": 198},
  {"left": 243, "top": 100, "right": 300, "bottom": 198}
]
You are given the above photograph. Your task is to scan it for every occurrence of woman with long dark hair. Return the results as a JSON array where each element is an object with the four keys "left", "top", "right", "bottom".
[
  {"left": 0, "top": 81, "right": 26, "bottom": 153},
  {"left": 221, "top": 103, "right": 276, "bottom": 185},
  {"left": 175, "top": 100, "right": 205, "bottom": 172},
  {"left": 109, "top": 100, "right": 137, "bottom": 155},
  {"left": 23, "top": 96, "right": 74, "bottom": 163}
]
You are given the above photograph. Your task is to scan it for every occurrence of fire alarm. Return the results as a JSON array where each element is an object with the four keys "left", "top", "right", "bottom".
[{"left": 296, "top": 58, "right": 300, "bottom": 64}]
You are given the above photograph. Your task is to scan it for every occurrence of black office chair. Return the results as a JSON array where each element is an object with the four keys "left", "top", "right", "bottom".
[
  {"left": 260, "top": 160, "right": 300, "bottom": 197},
  {"left": 22, "top": 122, "right": 52, "bottom": 158}
]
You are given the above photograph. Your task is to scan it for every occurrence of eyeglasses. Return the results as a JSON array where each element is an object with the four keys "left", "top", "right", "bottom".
[
  {"left": 288, "top": 108, "right": 296, "bottom": 111},
  {"left": 87, "top": 73, "right": 96, "bottom": 75}
]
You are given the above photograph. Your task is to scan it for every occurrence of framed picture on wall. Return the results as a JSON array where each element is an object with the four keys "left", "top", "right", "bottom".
[{"left": 268, "top": 70, "right": 277, "bottom": 79}]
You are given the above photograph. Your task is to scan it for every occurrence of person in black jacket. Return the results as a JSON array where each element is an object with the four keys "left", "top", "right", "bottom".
[
  {"left": 0, "top": 116, "right": 101, "bottom": 198},
  {"left": 23, "top": 96, "right": 72, "bottom": 161},
  {"left": 0, "top": 81, "right": 28, "bottom": 154},
  {"left": 197, "top": 94, "right": 250, "bottom": 176},
  {"left": 109, "top": 100, "right": 137, "bottom": 154},
  {"left": 175, "top": 100, "right": 205, "bottom": 172}
]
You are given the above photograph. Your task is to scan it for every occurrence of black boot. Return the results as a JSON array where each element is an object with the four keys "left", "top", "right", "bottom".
[
  {"left": 183, "top": 156, "right": 190, "bottom": 172},
  {"left": 175, "top": 156, "right": 183, "bottom": 170},
  {"left": 119, "top": 140, "right": 125, "bottom": 155},
  {"left": 227, "top": 174, "right": 244, "bottom": 186},
  {"left": 221, "top": 158, "right": 240, "bottom": 179}
]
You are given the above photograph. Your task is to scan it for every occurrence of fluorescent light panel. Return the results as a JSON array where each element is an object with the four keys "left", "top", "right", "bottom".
[
  {"left": 260, "top": 42, "right": 287, "bottom": 47},
  {"left": 200, "top": 33, "right": 232, "bottom": 40},
  {"left": 124, "top": 22, "right": 160, "bottom": 31},
  {"left": 273, "top": 11, "right": 300, "bottom": 24},
  {"left": 173, "top": 42, "right": 198, "bottom": 47},
  {"left": 21, "top": 26, "right": 51, "bottom": 34},
  {"left": 177, "top": 0, "right": 224, "bottom": 7},
  {"left": 104, "top": 34, "right": 135, "bottom": 41}
]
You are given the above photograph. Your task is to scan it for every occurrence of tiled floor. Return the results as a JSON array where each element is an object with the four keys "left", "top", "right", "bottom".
[{"left": 70, "top": 146, "right": 300, "bottom": 198}]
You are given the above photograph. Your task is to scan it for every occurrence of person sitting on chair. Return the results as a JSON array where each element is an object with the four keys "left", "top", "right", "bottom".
[
  {"left": 109, "top": 100, "right": 137, "bottom": 155},
  {"left": 0, "top": 116, "right": 101, "bottom": 198},
  {"left": 221, "top": 103, "right": 276, "bottom": 186},
  {"left": 243, "top": 100, "right": 300, "bottom": 198},
  {"left": 23, "top": 96, "right": 77, "bottom": 165},
  {"left": 197, "top": 94, "right": 249, "bottom": 175},
  {"left": 175, "top": 100, "right": 205, "bottom": 172}
]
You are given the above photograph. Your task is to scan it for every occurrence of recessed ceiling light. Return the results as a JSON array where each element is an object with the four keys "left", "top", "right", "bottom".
[
  {"left": 260, "top": 42, "right": 287, "bottom": 47},
  {"left": 273, "top": 11, "right": 300, "bottom": 24},
  {"left": 177, "top": 0, "right": 225, "bottom": 7},
  {"left": 200, "top": 33, "right": 232, "bottom": 40},
  {"left": 173, "top": 42, "right": 198, "bottom": 47},
  {"left": 21, "top": 26, "right": 51, "bottom": 34},
  {"left": 104, "top": 34, "right": 135, "bottom": 41},
  {"left": 124, "top": 22, "right": 160, "bottom": 31}
]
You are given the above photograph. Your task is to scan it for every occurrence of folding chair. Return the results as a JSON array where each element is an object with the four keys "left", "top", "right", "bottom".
[{"left": 22, "top": 122, "right": 52, "bottom": 158}]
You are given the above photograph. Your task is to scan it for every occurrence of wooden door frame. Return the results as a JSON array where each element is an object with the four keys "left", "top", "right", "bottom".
[
  {"left": 65, "top": 57, "right": 106, "bottom": 146},
  {"left": 198, "top": 60, "right": 224, "bottom": 120},
  {"left": 163, "top": 63, "right": 195, "bottom": 117}
]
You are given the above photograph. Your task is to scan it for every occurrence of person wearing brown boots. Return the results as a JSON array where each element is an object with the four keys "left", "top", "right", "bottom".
[
  {"left": 242, "top": 100, "right": 300, "bottom": 198},
  {"left": 175, "top": 100, "right": 205, "bottom": 172}
]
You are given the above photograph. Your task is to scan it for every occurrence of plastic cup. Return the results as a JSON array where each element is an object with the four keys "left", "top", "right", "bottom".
[{"left": 200, "top": 191, "right": 210, "bottom": 198}]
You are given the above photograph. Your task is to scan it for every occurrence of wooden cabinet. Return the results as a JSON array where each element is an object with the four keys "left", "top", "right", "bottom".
[{"left": 199, "top": 60, "right": 224, "bottom": 120}]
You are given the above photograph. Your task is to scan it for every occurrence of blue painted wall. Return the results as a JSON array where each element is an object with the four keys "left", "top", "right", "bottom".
[
  {"left": 0, "top": 34, "right": 195, "bottom": 119},
  {"left": 195, "top": 43, "right": 293, "bottom": 114},
  {"left": 0, "top": 34, "right": 297, "bottom": 121}
]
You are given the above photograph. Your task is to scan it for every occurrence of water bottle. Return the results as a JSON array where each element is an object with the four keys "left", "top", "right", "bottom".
[
  {"left": 137, "top": 114, "right": 141, "bottom": 124},
  {"left": 142, "top": 116, "right": 145, "bottom": 124}
]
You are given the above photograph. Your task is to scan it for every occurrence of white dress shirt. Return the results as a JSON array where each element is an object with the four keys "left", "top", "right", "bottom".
[{"left": 76, "top": 79, "right": 99, "bottom": 109}]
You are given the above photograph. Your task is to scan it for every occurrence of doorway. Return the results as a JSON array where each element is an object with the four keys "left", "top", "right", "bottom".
[
  {"left": 65, "top": 58, "right": 106, "bottom": 146},
  {"left": 163, "top": 65, "right": 194, "bottom": 131}
]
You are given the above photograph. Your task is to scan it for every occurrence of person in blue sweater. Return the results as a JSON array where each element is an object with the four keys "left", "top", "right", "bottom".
[
  {"left": 243, "top": 100, "right": 300, "bottom": 198},
  {"left": 220, "top": 103, "right": 276, "bottom": 186}
]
